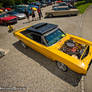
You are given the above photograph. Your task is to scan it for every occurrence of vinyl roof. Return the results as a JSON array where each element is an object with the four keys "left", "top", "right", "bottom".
[{"left": 27, "top": 22, "right": 58, "bottom": 35}]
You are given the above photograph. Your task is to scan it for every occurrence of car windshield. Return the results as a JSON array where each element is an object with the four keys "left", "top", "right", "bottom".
[
  {"left": 8, "top": 11, "right": 17, "bottom": 14},
  {"left": 44, "top": 28, "right": 65, "bottom": 46}
]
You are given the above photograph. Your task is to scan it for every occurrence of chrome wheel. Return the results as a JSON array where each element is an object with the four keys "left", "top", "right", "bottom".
[
  {"left": 56, "top": 61, "right": 68, "bottom": 72},
  {"left": 48, "top": 14, "right": 53, "bottom": 18}
]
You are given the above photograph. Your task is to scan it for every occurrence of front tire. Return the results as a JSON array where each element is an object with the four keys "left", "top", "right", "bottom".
[
  {"left": 56, "top": 61, "right": 68, "bottom": 72},
  {"left": 48, "top": 14, "right": 53, "bottom": 18}
]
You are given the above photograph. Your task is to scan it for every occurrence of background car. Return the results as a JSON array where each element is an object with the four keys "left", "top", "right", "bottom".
[
  {"left": 45, "top": 6, "right": 79, "bottom": 17},
  {"left": 0, "top": 13, "right": 17, "bottom": 25},
  {"left": 55, "top": 0, "right": 63, "bottom": 4},
  {"left": 5, "top": 8, "right": 12, "bottom": 11},
  {"left": 52, "top": 2, "right": 68, "bottom": 8},
  {"left": 15, "top": 5, "right": 32, "bottom": 15},
  {"left": 52, "top": 2, "right": 74, "bottom": 9},
  {"left": 7, "top": 11, "right": 26, "bottom": 20},
  {"left": 40, "top": 2, "right": 47, "bottom": 7}
]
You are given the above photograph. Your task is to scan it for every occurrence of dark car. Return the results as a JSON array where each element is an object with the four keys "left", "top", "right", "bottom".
[
  {"left": 45, "top": 2, "right": 52, "bottom": 6},
  {"left": 15, "top": 5, "right": 32, "bottom": 15},
  {"left": 40, "top": 2, "right": 47, "bottom": 7}
]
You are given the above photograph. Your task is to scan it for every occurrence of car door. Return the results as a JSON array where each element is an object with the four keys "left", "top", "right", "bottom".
[
  {"left": 23, "top": 32, "right": 46, "bottom": 54},
  {"left": 26, "top": 32, "right": 56, "bottom": 60}
]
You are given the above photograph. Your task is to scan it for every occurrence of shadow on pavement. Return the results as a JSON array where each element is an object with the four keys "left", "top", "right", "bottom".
[
  {"left": 0, "top": 22, "right": 17, "bottom": 26},
  {"left": 13, "top": 41, "right": 82, "bottom": 87}
]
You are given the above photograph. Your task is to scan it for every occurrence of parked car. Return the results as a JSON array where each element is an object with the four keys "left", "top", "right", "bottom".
[
  {"left": 45, "top": 6, "right": 79, "bottom": 17},
  {"left": 0, "top": 9, "right": 3, "bottom": 13},
  {"left": 40, "top": 2, "right": 47, "bottom": 7},
  {"left": 45, "top": 2, "right": 52, "bottom": 6},
  {"left": 7, "top": 11, "right": 26, "bottom": 20},
  {"left": 15, "top": 5, "right": 32, "bottom": 15},
  {"left": 0, "top": 13, "right": 17, "bottom": 25},
  {"left": 55, "top": 1, "right": 63, "bottom": 4},
  {"left": 52, "top": 2, "right": 69, "bottom": 8},
  {"left": 13, "top": 22, "right": 92, "bottom": 74},
  {"left": 53, "top": 2, "right": 76, "bottom": 9},
  {"left": 5, "top": 8, "right": 12, "bottom": 11},
  {"left": 29, "top": 4, "right": 38, "bottom": 9}
]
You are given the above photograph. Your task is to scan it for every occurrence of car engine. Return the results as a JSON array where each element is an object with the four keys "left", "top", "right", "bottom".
[{"left": 60, "top": 39, "right": 87, "bottom": 59}]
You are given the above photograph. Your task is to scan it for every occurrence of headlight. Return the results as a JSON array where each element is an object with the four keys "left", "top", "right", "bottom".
[{"left": 81, "top": 62, "right": 85, "bottom": 67}]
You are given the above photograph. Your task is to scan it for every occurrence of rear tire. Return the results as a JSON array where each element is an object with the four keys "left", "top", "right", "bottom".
[
  {"left": 20, "top": 41, "right": 28, "bottom": 49},
  {"left": 56, "top": 61, "right": 68, "bottom": 72}
]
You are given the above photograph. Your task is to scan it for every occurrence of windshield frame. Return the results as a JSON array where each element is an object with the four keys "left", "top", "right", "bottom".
[{"left": 43, "top": 27, "right": 66, "bottom": 46}]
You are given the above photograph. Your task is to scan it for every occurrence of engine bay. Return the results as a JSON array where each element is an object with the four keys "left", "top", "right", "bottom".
[{"left": 60, "top": 39, "right": 87, "bottom": 59}]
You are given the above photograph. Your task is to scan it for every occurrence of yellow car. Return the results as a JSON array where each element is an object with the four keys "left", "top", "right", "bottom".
[
  {"left": 13, "top": 23, "right": 92, "bottom": 74},
  {"left": 0, "top": 9, "right": 3, "bottom": 13}
]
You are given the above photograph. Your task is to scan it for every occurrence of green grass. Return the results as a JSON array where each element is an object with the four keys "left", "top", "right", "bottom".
[{"left": 75, "top": 1, "right": 92, "bottom": 14}]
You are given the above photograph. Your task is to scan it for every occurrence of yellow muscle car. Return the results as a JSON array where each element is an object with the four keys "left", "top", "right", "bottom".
[{"left": 13, "top": 23, "right": 92, "bottom": 74}]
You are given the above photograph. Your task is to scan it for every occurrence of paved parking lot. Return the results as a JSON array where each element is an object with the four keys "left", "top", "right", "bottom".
[{"left": 0, "top": 5, "right": 92, "bottom": 92}]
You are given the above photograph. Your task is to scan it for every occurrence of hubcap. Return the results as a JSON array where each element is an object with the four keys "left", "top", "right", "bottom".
[
  {"left": 21, "top": 42, "right": 26, "bottom": 48},
  {"left": 49, "top": 14, "right": 53, "bottom": 18}
]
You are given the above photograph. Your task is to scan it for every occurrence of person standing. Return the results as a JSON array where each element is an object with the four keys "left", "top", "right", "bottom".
[
  {"left": 37, "top": 6, "right": 43, "bottom": 20},
  {"left": 32, "top": 9, "right": 35, "bottom": 21},
  {"left": 24, "top": 8, "right": 30, "bottom": 23}
]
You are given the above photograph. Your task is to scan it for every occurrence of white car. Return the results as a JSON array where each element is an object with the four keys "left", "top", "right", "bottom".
[{"left": 7, "top": 11, "right": 26, "bottom": 20}]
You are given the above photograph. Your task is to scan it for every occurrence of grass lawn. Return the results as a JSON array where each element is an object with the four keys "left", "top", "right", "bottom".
[{"left": 75, "top": 1, "right": 92, "bottom": 14}]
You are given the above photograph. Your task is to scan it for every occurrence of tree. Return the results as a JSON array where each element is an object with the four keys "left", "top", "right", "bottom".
[
  {"left": 2, "top": 0, "right": 15, "bottom": 7},
  {"left": 15, "top": 0, "right": 23, "bottom": 5},
  {"left": 27, "top": 0, "right": 36, "bottom": 4}
]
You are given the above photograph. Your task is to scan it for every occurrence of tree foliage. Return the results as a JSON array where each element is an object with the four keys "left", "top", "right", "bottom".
[
  {"left": 15, "top": 0, "right": 23, "bottom": 5},
  {"left": 1, "top": 0, "right": 92, "bottom": 8},
  {"left": 0, "top": 3, "right": 3, "bottom": 8},
  {"left": 0, "top": 0, "right": 37, "bottom": 7}
]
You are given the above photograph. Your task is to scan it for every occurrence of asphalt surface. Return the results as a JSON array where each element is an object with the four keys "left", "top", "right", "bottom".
[{"left": 0, "top": 5, "right": 92, "bottom": 92}]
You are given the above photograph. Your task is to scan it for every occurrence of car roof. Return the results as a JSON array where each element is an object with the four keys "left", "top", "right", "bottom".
[{"left": 27, "top": 23, "right": 58, "bottom": 35}]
